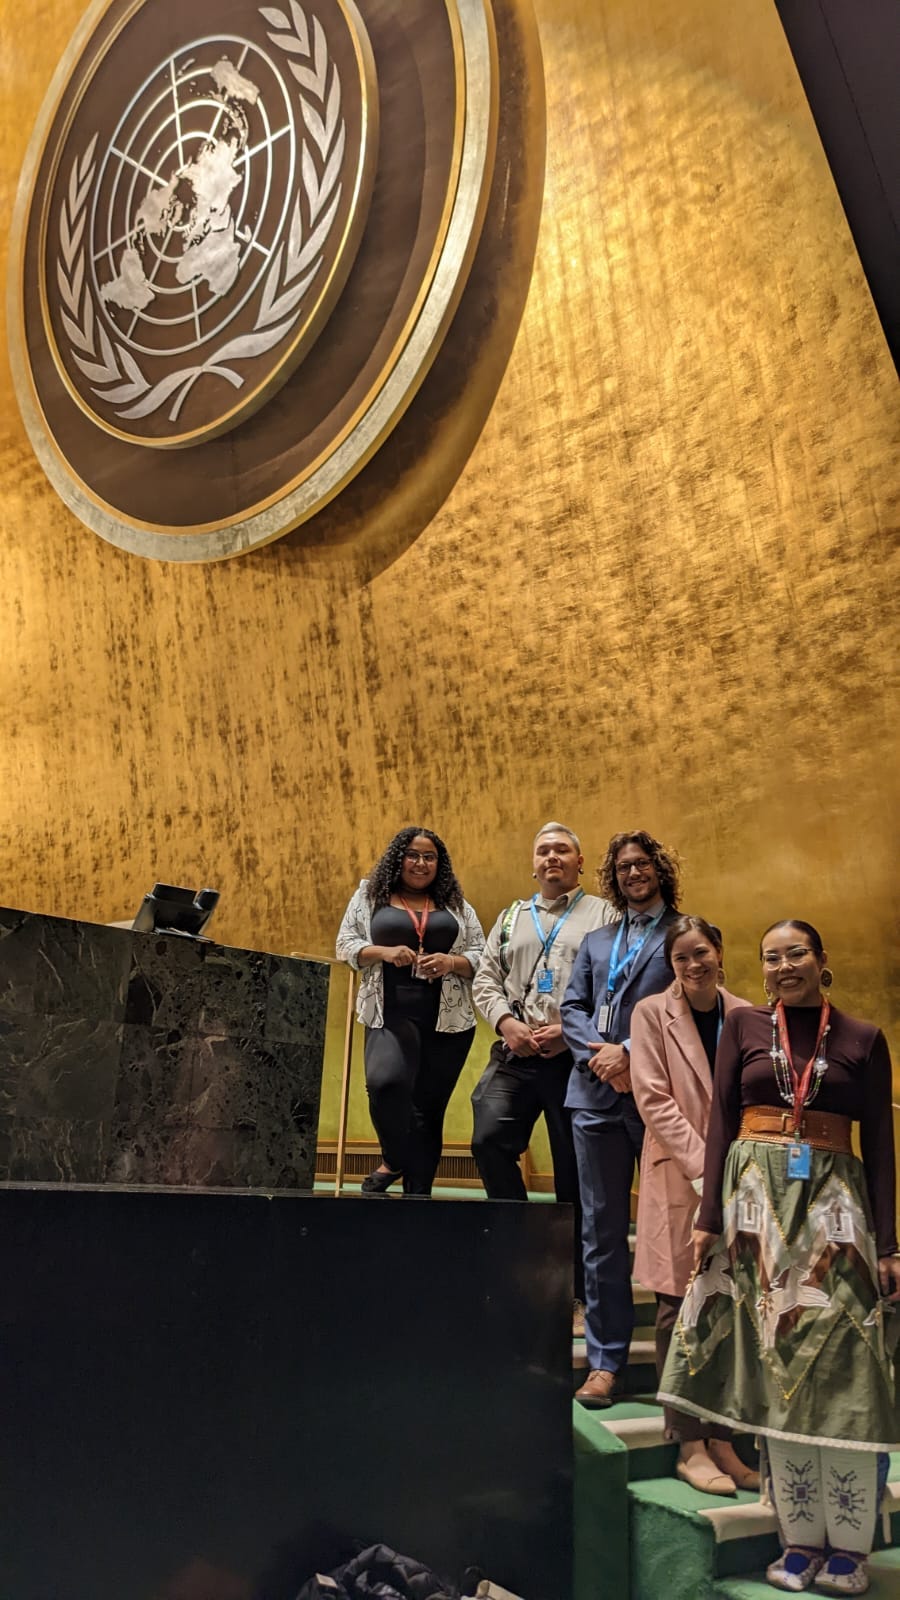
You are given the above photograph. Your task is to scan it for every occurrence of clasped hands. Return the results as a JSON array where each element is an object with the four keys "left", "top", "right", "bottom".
[
  {"left": 499, "top": 1017, "right": 568, "bottom": 1058},
  {"left": 377, "top": 945, "right": 453, "bottom": 978},
  {"left": 586, "top": 1041, "right": 632, "bottom": 1094}
]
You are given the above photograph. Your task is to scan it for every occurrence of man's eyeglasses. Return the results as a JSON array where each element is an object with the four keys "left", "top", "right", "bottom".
[
  {"left": 404, "top": 849, "right": 438, "bottom": 864},
  {"left": 616, "top": 857, "right": 653, "bottom": 876},
  {"left": 761, "top": 947, "right": 814, "bottom": 968}
]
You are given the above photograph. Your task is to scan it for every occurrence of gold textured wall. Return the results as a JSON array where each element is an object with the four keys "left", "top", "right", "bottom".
[{"left": 1, "top": 0, "right": 898, "bottom": 1153}]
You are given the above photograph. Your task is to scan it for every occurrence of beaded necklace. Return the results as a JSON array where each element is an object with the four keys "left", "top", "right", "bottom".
[{"left": 769, "top": 998, "right": 831, "bottom": 1128}]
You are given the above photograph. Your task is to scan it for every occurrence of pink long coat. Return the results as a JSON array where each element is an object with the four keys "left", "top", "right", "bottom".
[{"left": 630, "top": 983, "right": 751, "bottom": 1296}]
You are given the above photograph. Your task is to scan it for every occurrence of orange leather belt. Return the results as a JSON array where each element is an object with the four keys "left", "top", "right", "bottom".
[{"left": 738, "top": 1105, "right": 852, "bottom": 1154}]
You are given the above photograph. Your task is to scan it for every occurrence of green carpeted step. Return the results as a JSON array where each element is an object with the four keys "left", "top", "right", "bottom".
[
  {"left": 596, "top": 1399, "right": 675, "bottom": 1482},
  {"left": 598, "top": 1401, "right": 760, "bottom": 1485},
  {"left": 627, "top": 1456, "right": 900, "bottom": 1600},
  {"left": 628, "top": 1471, "right": 766, "bottom": 1598},
  {"left": 574, "top": 1401, "right": 631, "bottom": 1600},
  {"left": 712, "top": 1542, "right": 900, "bottom": 1598}
]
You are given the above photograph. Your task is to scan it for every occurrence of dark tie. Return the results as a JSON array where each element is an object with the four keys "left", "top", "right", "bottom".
[{"left": 629, "top": 913, "right": 650, "bottom": 949}]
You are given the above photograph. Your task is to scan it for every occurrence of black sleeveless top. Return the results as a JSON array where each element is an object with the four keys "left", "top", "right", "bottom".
[{"left": 370, "top": 905, "right": 459, "bottom": 1026}]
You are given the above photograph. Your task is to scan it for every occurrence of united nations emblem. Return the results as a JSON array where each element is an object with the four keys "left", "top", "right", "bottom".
[
  {"left": 48, "top": 3, "right": 376, "bottom": 446},
  {"left": 10, "top": 0, "right": 507, "bottom": 557}
]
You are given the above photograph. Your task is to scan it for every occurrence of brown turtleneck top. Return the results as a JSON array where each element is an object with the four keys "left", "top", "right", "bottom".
[{"left": 698, "top": 1003, "right": 897, "bottom": 1257}]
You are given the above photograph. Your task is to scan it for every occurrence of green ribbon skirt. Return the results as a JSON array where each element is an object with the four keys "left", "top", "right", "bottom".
[{"left": 658, "top": 1138, "right": 900, "bottom": 1451}]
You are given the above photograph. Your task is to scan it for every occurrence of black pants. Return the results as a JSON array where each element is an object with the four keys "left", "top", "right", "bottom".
[
  {"left": 470, "top": 1040, "right": 585, "bottom": 1302},
  {"left": 364, "top": 1021, "right": 475, "bottom": 1195}
]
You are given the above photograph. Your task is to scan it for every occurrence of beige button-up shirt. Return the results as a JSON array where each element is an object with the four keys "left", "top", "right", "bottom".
[{"left": 473, "top": 888, "right": 618, "bottom": 1032}]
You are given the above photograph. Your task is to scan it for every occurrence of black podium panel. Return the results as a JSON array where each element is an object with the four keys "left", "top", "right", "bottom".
[{"left": 1, "top": 1186, "right": 573, "bottom": 1600}]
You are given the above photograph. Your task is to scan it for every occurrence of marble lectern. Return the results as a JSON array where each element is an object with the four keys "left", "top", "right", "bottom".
[{"left": 0, "top": 905, "right": 328, "bottom": 1188}]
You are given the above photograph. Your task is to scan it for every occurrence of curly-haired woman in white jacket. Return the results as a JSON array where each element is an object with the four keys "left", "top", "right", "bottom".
[{"left": 336, "top": 825, "right": 484, "bottom": 1197}]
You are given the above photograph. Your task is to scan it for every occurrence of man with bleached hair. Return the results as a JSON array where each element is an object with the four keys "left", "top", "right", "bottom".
[{"left": 471, "top": 823, "right": 616, "bottom": 1321}]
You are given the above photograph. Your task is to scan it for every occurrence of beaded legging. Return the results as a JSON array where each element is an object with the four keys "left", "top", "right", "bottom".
[{"left": 766, "top": 1439, "right": 884, "bottom": 1561}]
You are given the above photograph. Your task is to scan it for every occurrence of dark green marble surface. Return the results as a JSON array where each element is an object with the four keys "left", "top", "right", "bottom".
[{"left": 0, "top": 906, "right": 327, "bottom": 1188}]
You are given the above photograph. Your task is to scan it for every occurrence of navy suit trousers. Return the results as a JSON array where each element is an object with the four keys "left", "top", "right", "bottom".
[{"left": 572, "top": 1099, "right": 644, "bottom": 1373}]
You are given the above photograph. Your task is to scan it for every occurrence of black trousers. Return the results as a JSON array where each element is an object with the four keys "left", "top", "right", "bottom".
[
  {"left": 470, "top": 1040, "right": 585, "bottom": 1302},
  {"left": 364, "top": 1020, "right": 475, "bottom": 1195}
]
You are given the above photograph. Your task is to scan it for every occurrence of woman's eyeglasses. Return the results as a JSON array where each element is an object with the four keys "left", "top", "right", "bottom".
[
  {"left": 404, "top": 849, "right": 438, "bottom": 864},
  {"left": 761, "top": 947, "right": 814, "bottom": 968}
]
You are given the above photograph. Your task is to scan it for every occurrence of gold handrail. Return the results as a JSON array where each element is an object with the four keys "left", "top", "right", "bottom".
[
  {"left": 290, "top": 951, "right": 356, "bottom": 1193},
  {"left": 334, "top": 969, "right": 358, "bottom": 1195}
]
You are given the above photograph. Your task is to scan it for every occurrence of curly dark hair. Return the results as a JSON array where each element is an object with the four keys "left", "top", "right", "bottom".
[
  {"left": 367, "top": 825, "right": 464, "bottom": 912},
  {"left": 597, "top": 830, "right": 682, "bottom": 914}
]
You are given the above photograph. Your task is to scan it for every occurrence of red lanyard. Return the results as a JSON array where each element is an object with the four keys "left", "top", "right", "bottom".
[
  {"left": 399, "top": 897, "right": 430, "bottom": 953},
  {"left": 775, "top": 998, "right": 831, "bottom": 1133}
]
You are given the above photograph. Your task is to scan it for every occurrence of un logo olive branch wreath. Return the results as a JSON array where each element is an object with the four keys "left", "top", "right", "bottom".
[{"left": 56, "top": 1, "right": 345, "bottom": 427}]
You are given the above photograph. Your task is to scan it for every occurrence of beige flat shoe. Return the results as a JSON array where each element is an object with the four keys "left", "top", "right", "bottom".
[
  {"left": 676, "top": 1454, "right": 736, "bottom": 1496},
  {"left": 708, "top": 1438, "right": 761, "bottom": 1491}
]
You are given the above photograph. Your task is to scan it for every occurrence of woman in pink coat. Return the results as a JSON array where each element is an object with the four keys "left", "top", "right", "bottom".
[{"left": 631, "top": 915, "right": 757, "bottom": 1497}]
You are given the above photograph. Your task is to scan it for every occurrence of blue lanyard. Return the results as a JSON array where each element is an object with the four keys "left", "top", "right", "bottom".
[
  {"left": 529, "top": 888, "right": 584, "bottom": 969},
  {"left": 605, "top": 908, "right": 665, "bottom": 1000}
]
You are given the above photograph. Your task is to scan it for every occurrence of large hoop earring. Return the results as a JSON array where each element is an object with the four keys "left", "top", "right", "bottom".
[
  {"left": 764, "top": 982, "right": 775, "bottom": 1004},
  {"left": 717, "top": 966, "right": 726, "bottom": 985},
  {"left": 820, "top": 967, "right": 833, "bottom": 990},
  {"left": 671, "top": 978, "right": 683, "bottom": 999}
]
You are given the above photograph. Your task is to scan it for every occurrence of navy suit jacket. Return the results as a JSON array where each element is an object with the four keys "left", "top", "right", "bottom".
[{"left": 561, "top": 908, "right": 678, "bottom": 1113}]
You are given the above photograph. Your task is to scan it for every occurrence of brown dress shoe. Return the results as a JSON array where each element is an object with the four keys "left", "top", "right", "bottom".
[{"left": 574, "top": 1369, "right": 622, "bottom": 1408}]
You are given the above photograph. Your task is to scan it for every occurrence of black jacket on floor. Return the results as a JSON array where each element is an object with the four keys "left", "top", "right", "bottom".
[{"left": 296, "top": 1543, "right": 456, "bottom": 1600}]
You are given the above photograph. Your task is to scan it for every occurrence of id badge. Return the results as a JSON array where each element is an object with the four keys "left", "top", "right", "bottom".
[
  {"left": 537, "top": 968, "right": 554, "bottom": 994},
  {"left": 787, "top": 1142, "right": 811, "bottom": 1180},
  {"left": 596, "top": 1004, "right": 611, "bottom": 1033}
]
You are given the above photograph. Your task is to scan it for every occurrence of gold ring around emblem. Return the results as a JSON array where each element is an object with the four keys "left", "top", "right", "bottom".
[{"left": 9, "top": 0, "right": 502, "bottom": 560}]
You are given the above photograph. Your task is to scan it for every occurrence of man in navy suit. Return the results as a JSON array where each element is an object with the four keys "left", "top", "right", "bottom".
[{"left": 561, "top": 831, "right": 681, "bottom": 1407}]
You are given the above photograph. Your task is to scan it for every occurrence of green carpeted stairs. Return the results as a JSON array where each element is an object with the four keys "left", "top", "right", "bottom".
[{"left": 573, "top": 1260, "right": 900, "bottom": 1600}]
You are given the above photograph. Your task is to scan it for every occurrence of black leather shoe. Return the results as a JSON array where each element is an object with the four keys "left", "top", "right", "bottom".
[{"left": 360, "top": 1167, "right": 402, "bottom": 1195}]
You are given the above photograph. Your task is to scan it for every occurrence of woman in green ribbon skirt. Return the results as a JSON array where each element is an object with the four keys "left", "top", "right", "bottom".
[{"left": 658, "top": 920, "right": 900, "bottom": 1596}]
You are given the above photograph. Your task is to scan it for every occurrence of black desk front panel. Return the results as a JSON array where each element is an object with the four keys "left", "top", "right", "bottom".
[{"left": 2, "top": 1186, "right": 573, "bottom": 1600}]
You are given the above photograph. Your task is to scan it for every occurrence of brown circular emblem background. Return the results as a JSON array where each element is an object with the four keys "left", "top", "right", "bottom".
[{"left": 10, "top": 0, "right": 500, "bottom": 558}]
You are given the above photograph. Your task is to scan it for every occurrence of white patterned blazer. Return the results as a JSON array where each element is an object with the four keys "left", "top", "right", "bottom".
[{"left": 335, "top": 880, "right": 485, "bottom": 1032}]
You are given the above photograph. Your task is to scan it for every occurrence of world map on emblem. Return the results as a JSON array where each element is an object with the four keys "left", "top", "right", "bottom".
[
  {"left": 98, "top": 53, "right": 270, "bottom": 335},
  {"left": 47, "top": 4, "right": 373, "bottom": 444}
]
